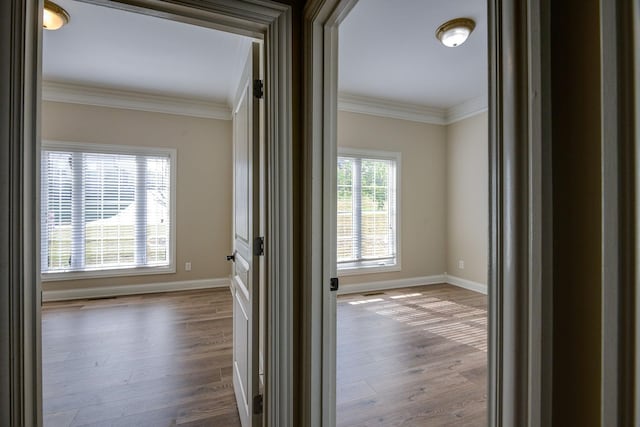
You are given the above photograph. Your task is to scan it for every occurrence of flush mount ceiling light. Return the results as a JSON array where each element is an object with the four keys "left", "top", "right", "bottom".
[
  {"left": 43, "top": 0, "right": 70, "bottom": 30},
  {"left": 436, "top": 18, "right": 475, "bottom": 48}
]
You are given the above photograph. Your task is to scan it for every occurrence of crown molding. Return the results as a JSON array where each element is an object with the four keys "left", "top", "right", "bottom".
[
  {"left": 445, "top": 94, "right": 488, "bottom": 124},
  {"left": 42, "top": 81, "right": 232, "bottom": 120},
  {"left": 337, "top": 92, "right": 488, "bottom": 126},
  {"left": 338, "top": 93, "right": 447, "bottom": 125}
]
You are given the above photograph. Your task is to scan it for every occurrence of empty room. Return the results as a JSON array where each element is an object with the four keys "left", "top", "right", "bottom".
[
  {"left": 40, "top": 1, "right": 264, "bottom": 425},
  {"left": 333, "top": 0, "right": 489, "bottom": 425}
]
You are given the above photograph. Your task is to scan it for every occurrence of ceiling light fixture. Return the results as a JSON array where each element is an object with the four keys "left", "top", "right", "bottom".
[
  {"left": 436, "top": 18, "right": 475, "bottom": 48},
  {"left": 43, "top": 0, "right": 70, "bottom": 31}
]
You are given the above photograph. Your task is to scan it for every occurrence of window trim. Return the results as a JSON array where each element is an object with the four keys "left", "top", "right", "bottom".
[
  {"left": 337, "top": 147, "right": 401, "bottom": 275},
  {"left": 40, "top": 140, "right": 177, "bottom": 282}
]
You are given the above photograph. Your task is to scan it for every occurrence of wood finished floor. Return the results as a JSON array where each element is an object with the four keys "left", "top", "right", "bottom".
[
  {"left": 337, "top": 284, "right": 488, "bottom": 427},
  {"left": 42, "top": 288, "right": 241, "bottom": 427},
  {"left": 43, "top": 284, "right": 487, "bottom": 427}
]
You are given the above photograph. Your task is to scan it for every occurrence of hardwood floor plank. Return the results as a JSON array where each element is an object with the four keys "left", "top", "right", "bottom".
[
  {"left": 176, "top": 411, "right": 242, "bottom": 427},
  {"left": 337, "top": 284, "right": 487, "bottom": 427},
  {"left": 44, "top": 284, "right": 486, "bottom": 426},
  {"left": 337, "top": 380, "right": 378, "bottom": 404},
  {"left": 42, "top": 288, "right": 241, "bottom": 427},
  {"left": 43, "top": 409, "right": 78, "bottom": 427}
]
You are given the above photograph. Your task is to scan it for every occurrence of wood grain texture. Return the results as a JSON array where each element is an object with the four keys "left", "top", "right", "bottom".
[
  {"left": 42, "top": 288, "right": 241, "bottom": 427},
  {"left": 337, "top": 284, "right": 487, "bottom": 427},
  {"left": 43, "top": 284, "right": 486, "bottom": 426}
]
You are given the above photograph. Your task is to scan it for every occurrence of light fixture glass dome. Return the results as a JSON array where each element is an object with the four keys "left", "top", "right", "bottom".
[
  {"left": 436, "top": 18, "right": 475, "bottom": 48},
  {"left": 43, "top": 0, "right": 70, "bottom": 30}
]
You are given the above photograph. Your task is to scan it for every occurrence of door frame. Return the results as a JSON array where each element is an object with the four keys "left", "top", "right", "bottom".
[
  {"left": 302, "top": 0, "right": 554, "bottom": 425},
  {"left": 635, "top": 1, "right": 640, "bottom": 423},
  {"left": 0, "top": 1, "right": 294, "bottom": 426},
  {"left": 601, "top": 0, "right": 637, "bottom": 424},
  {"left": 301, "top": 2, "right": 357, "bottom": 425}
]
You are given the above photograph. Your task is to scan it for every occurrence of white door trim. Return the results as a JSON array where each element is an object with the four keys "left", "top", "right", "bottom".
[
  {"left": 601, "top": 0, "right": 636, "bottom": 424},
  {"left": 1, "top": 1, "right": 293, "bottom": 426},
  {"left": 302, "top": 0, "right": 554, "bottom": 426},
  {"left": 301, "top": 2, "right": 358, "bottom": 426},
  {"left": 635, "top": 0, "right": 640, "bottom": 422},
  {"left": 487, "top": 1, "right": 553, "bottom": 424}
]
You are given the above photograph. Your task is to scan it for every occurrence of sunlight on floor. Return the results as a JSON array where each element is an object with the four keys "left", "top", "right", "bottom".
[
  {"left": 348, "top": 298, "right": 385, "bottom": 305},
  {"left": 348, "top": 290, "right": 488, "bottom": 352}
]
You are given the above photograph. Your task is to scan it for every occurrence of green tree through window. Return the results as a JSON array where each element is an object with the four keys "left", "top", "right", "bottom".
[{"left": 337, "top": 150, "right": 398, "bottom": 270}]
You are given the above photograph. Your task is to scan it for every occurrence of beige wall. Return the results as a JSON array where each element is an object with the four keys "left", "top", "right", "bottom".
[
  {"left": 337, "top": 110, "right": 488, "bottom": 288},
  {"left": 445, "top": 113, "right": 488, "bottom": 284},
  {"left": 337, "top": 111, "right": 447, "bottom": 286},
  {"left": 41, "top": 101, "right": 233, "bottom": 291}
]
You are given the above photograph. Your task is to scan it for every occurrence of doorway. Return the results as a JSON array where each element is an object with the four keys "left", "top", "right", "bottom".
[
  {"left": 333, "top": 1, "right": 489, "bottom": 425},
  {"left": 1, "top": 0, "right": 293, "bottom": 425},
  {"left": 39, "top": 2, "right": 264, "bottom": 425},
  {"left": 302, "top": 0, "right": 553, "bottom": 426}
]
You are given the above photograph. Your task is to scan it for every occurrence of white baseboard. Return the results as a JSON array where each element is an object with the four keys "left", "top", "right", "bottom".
[
  {"left": 42, "top": 277, "right": 231, "bottom": 302},
  {"left": 337, "top": 274, "right": 446, "bottom": 295},
  {"left": 445, "top": 274, "right": 488, "bottom": 295}
]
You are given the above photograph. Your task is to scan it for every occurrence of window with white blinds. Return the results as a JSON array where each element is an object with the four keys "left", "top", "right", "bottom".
[
  {"left": 337, "top": 149, "right": 400, "bottom": 272},
  {"left": 41, "top": 142, "right": 176, "bottom": 278}
]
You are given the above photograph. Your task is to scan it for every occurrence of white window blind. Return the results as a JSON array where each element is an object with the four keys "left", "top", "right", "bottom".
[
  {"left": 41, "top": 143, "right": 174, "bottom": 277},
  {"left": 337, "top": 150, "right": 399, "bottom": 270}
]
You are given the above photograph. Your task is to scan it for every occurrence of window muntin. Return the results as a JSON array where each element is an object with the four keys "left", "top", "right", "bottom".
[
  {"left": 337, "top": 149, "right": 399, "bottom": 271},
  {"left": 41, "top": 142, "right": 175, "bottom": 278}
]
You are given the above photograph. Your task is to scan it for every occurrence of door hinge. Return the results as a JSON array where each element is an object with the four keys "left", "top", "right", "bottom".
[
  {"left": 253, "top": 79, "right": 264, "bottom": 99},
  {"left": 253, "top": 394, "right": 263, "bottom": 415},
  {"left": 330, "top": 277, "right": 339, "bottom": 292},
  {"left": 254, "top": 236, "right": 265, "bottom": 256}
]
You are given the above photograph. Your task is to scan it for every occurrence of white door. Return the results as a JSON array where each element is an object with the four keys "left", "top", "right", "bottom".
[{"left": 231, "top": 42, "right": 262, "bottom": 427}]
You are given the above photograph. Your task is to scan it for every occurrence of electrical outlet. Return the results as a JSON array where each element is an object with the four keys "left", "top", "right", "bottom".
[
  {"left": 458, "top": 260, "right": 465, "bottom": 269},
  {"left": 185, "top": 262, "right": 192, "bottom": 271}
]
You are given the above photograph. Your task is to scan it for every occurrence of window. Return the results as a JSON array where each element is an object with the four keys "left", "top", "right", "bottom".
[
  {"left": 337, "top": 148, "right": 400, "bottom": 272},
  {"left": 41, "top": 141, "right": 176, "bottom": 279}
]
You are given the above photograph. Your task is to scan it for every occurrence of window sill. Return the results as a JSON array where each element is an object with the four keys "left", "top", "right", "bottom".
[
  {"left": 41, "top": 265, "right": 176, "bottom": 282},
  {"left": 338, "top": 263, "right": 401, "bottom": 276}
]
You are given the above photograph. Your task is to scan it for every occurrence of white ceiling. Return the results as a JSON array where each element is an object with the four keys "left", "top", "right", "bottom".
[
  {"left": 43, "top": 0, "right": 486, "bottom": 113},
  {"left": 339, "top": 0, "right": 488, "bottom": 110},
  {"left": 42, "top": 0, "right": 252, "bottom": 106}
]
